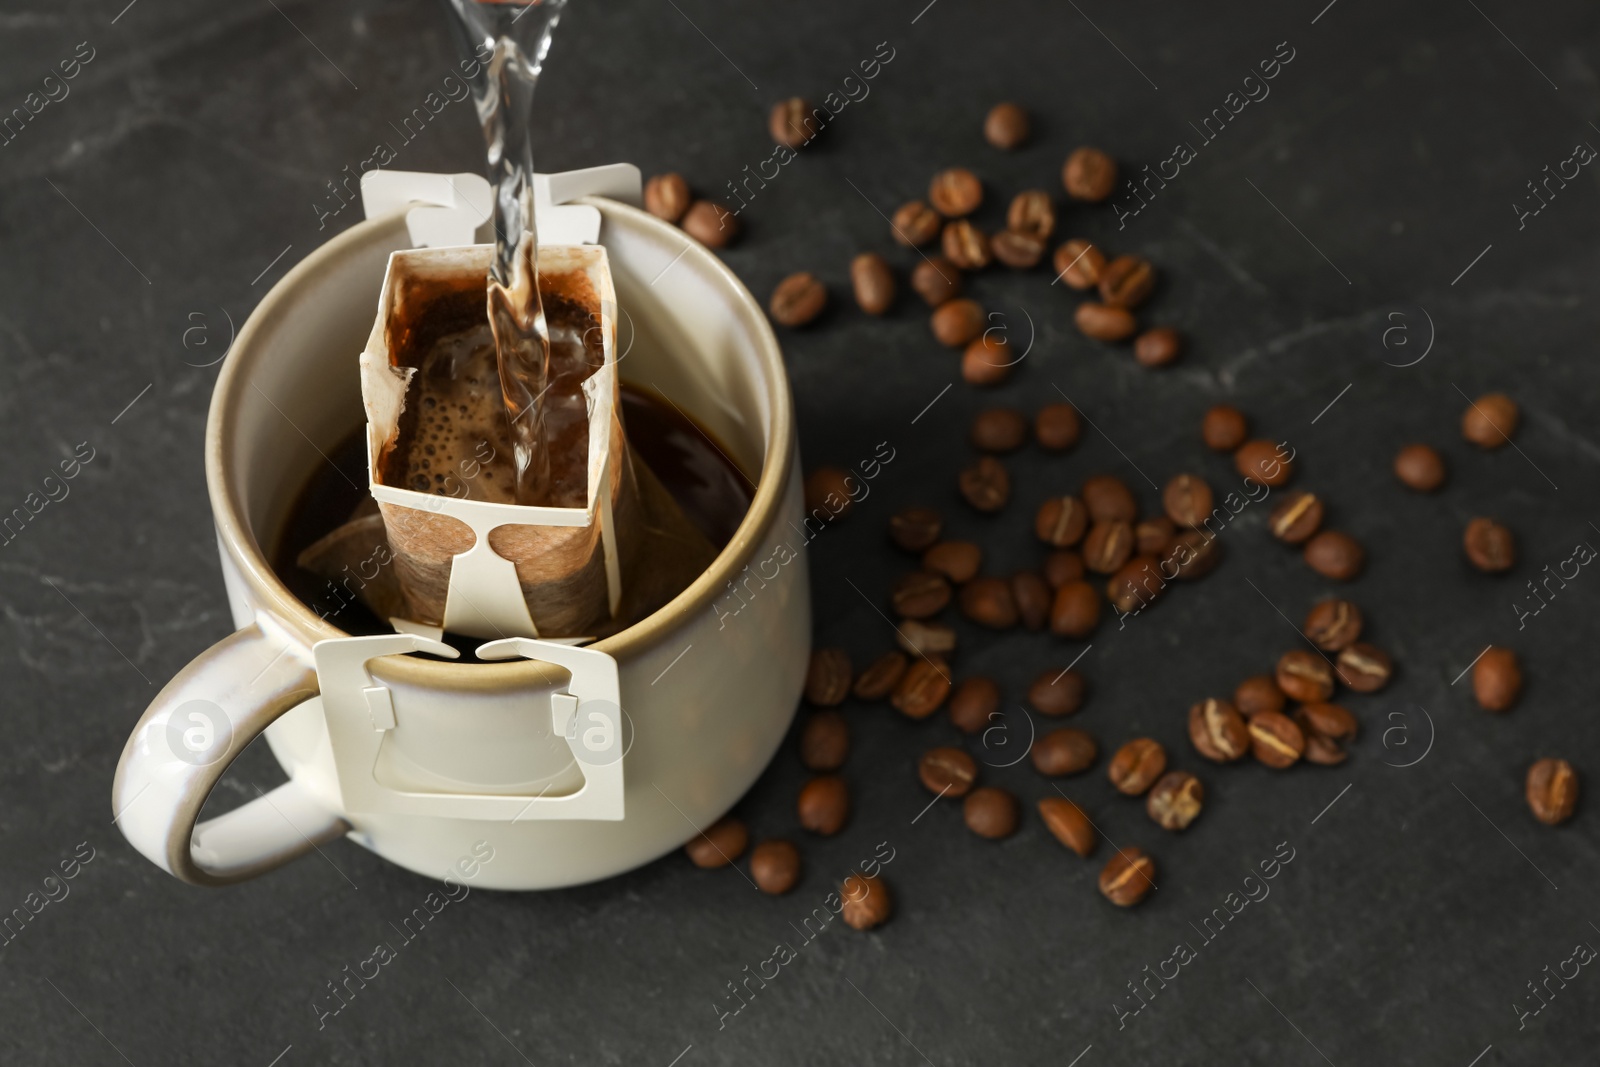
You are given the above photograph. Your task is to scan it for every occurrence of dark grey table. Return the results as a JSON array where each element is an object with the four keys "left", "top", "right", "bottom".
[{"left": 4, "top": 0, "right": 1598, "bottom": 1063}]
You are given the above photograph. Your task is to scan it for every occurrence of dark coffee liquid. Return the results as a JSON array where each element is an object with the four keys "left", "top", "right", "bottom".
[{"left": 273, "top": 383, "right": 753, "bottom": 637}]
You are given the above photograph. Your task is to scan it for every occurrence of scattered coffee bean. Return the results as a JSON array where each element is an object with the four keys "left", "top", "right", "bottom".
[
  {"left": 1082, "top": 520, "right": 1134, "bottom": 575},
  {"left": 1054, "top": 238, "right": 1106, "bottom": 289},
  {"left": 1304, "top": 530, "right": 1365, "bottom": 581},
  {"left": 984, "top": 101, "right": 1030, "bottom": 149},
  {"left": 964, "top": 787, "right": 1019, "bottom": 839},
  {"left": 804, "top": 466, "right": 856, "bottom": 518},
  {"left": 644, "top": 172, "right": 691, "bottom": 222},
  {"left": 1394, "top": 444, "right": 1446, "bottom": 492},
  {"left": 1099, "top": 847, "right": 1156, "bottom": 907},
  {"left": 1297, "top": 716, "right": 1347, "bottom": 765},
  {"left": 971, "top": 407, "right": 1028, "bottom": 452},
  {"left": 889, "top": 506, "right": 942, "bottom": 553},
  {"left": 891, "top": 656, "right": 952, "bottom": 719},
  {"left": 840, "top": 873, "right": 892, "bottom": 930},
  {"left": 769, "top": 272, "right": 827, "bottom": 327},
  {"left": 1074, "top": 302, "right": 1138, "bottom": 342},
  {"left": 1063, "top": 146, "right": 1117, "bottom": 202},
  {"left": 993, "top": 230, "right": 1046, "bottom": 269},
  {"left": 1248, "top": 711, "right": 1304, "bottom": 769},
  {"left": 1300, "top": 702, "right": 1358, "bottom": 741},
  {"left": 1030, "top": 669, "right": 1088, "bottom": 716},
  {"left": 1036, "top": 402, "right": 1082, "bottom": 450},
  {"left": 1007, "top": 190, "right": 1056, "bottom": 241},
  {"left": 1035, "top": 496, "right": 1089, "bottom": 548},
  {"left": 911, "top": 256, "right": 963, "bottom": 306},
  {"left": 959, "top": 455, "right": 1010, "bottom": 511},
  {"left": 1268, "top": 491, "right": 1323, "bottom": 545},
  {"left": 960, "top": 577, "right": 1018, "bottom": 628},
  {"left": 1461, "top": 392, "right": 1519, "bottom": 449},
  {"left": 805, "top": 648, "right": 852, "bottom": 706},
  {"left": 943, "top": 219, "right": 992, "bottom": 270},
  {"left": 1050, "top": 580, "right": 1102, "bottom": 637},
  {"left": 1136, "top": 517, "right": 1176, "bottom": 557},
  {"left": 1526, "top": 758, "right": 1579, "bottom": 826},
  {"left": 1464, "top": 517, "right": 1515, "bottom": 573},
  {"left": 1147, "top": 771, "right": 1204, "bottom": 831},
  {"left": 923, "top": 540, "right": 982, "bottom": 583},
  {"left": 749, "top": 839, "right": 801, "bottom": 895},
  {"left": 1335, "top": 642, "right": 1391, "bottom": 692},
  {"left": 1038, "top": 797, "right": 1097, "bottom": 857},
  {"left": 850, "top": 253, "right": 895, "bottom": 315},
  {"left": 949, "top": 676, "right": 1000, "bottom": 733},
  {"left": 892, "top": 200, "right": 942, "bottom": 247},
  {"left": 1011, "top": 571, "right": 1051, "bottom": 630},
  {"left": 891, "top": 570, "right": 952, "bottom": 619},
  {"left": 1188, "top": 698, "right": 1249, "bottom": 763},
  {"left": 1165, "top": 529, "right": 1224, "bottom": 580},
  {"left": 1234, "top": 675, "right": 1286, "bottom": 718},
  {"left": 1276, "top": 650, "right": 1335, "bottom": 703},
  {"left": 1082, "top": 475, "right": 1138, "bottom": 522},
  {"left": 919, "top": 746, "right": 977, "bottom": 797},
  {"left": 1202, "top": 404, "right": 1249, "bottom": 452},
  {"left": 1473, "top": 646, "right": 1522, "bottom": 712},
  {"left": 1032, "top": 728, "right": 1098, "bottom": 777},
  {"left": 1304, "top": 599, "right": 1363, "bottom": 651},
  {"left": 929, "top": 167, "right": 983, "bottom": 217},
  {"left": 897, "top": 619, "right": 957, "bottom": 657},
  {"left": 800, "top": 711, "right": 850, "bottom": 771},
  {"left": 682, "top": 200, "right": 739, "bottom": 248},
  {"left": 1233, "top": 439, "right": 1294, "bottom": 487},
  {"left": 1163, "top": 473, "right": 1214, "bottom": 528},
  {"left": 1044, "top": 550, "right": 1086, "bottom": 588},
  {"left": 1134, "top": 326, "right": 1183, "bottom": 367},
  {"left": 685, "top": 816, "right": 748, "bottom": 868},
  {"left": 1109, "top": 738, "right": 1167, "bottom": 795},
  {"left": 962, "top": 333, "right": 1013, "bottom": 385},
  {"left": 769, "top": 97, "right": 818, "bottom": 148},
  {"left": 1099, "top": 255, "right": 1156, "bottom": 309},
  {"left": 853, "top": 650, "right": 908, "bottom": 701},
  {"left": 797, "top": 775, "right": 850, "bottom": 835},
  {"left": 930, "top": 297, "right": 985, "bottom": 346},
  {"left": 1107, "top": 555, "right": 1165, "bottom": 614}
]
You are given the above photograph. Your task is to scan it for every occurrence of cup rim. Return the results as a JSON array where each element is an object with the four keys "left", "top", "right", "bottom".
[{"left": 206, "top": 197, "right": 792, "bottom": 689}]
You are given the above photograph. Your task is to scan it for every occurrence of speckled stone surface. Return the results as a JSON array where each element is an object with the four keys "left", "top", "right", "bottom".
[{"left": 3, "top": 1, "right": 1599, "bottom": 1063}]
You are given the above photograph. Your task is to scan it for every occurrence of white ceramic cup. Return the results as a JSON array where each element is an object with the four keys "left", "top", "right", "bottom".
[{"left": 112, "top": 199, "right": 808, "bottom": 889}]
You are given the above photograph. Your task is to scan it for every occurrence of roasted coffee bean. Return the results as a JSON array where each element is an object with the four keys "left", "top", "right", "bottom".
[
  {"left": 1462, "top": 392, "right": 1518, "bottom": 448},
  {"left": 1074, "top": 302, "right": 1138, "bottom": 342},
  {"left": 1039, "top": 797, "right": 1097, "bottom": 857},
  {"left": 1082, "top": 520, "right": 1134, "bottom": 574},
  {"left": 804, "top": 467, "right": 856, "bottom": 519},
  {"left": 1335, "top": 642, "right": 1392, "bottom": 692},
  {"left": 850, "top": 252, "right": 895, "bottom": 315},
  {"left": 942, "top": 219, "right": 992, "bottom": 270},
  {"left": 1297, "top": 718, "right": 1347, "bottom": 766},
  {"left": 685, "top": 816, "right": 748, "bottom": 868},
  {"left": 1030, "top": 669, "right": 1088, "bottom": 716},
  {"left": 889, "top": 506, "right": 942, "bottom": 553},
  {"left": 1303, "top": 599, "right": 1362, "bottom": 652},
  {"left": 923, "top": 540, "right": 982, "bottom": 583},
  {"left": 1007, "top": 190, "right": 1056, "bottom": 241},
  {"left": 1473, "top": 646, "right": 1522, "bottom": 712},
  {"left": 1107, "top": 555, "right": 1165, "bottom": 614},
  {"left": 960, "top": 577, "right": 1018, "bottom": 629},
  {"left": 931, "top": 297, "right": 986, "bottom": 346},
  {"left": 949, "top": 676, "right": 1000, "bottom": 733},
  {"left": 1165, "top": 529, "right": 1223, "bottom": 580},
  {"left": 1248, "top": 711, "right": 1304, "bottom": 769},
  {"left": 929, "top": 167, "right": 983, "bottom": 217},
  {"left": 1098, "top": 255, "right": 1156, "bottom": 309},
  {"left": 984, "top": 101, "right": 1030, "bottom": 149},
  {"left": 840, "top": 872, "right": 892, "bottom": 929},
  {"left": 1304, "top": 531, "right": 1365, "bottom": 581},
  {"left": 749, "top": 839, "right": 801, "bottom": 895},
  {"left": 800, "top": 711, "right": 850, "bottom": 771},
  {"left": 1108, "top": 738, "right": 1167, "bottom": 795},
  {"left": 971, "top": 407, "right": 1028, "bottom": 452},
  {"left": 891, "top": 570, "right": 951, "bottom": 619},
  {"left": 964, "top": 787, "right": 1019, "bottom": 839},
  {"left": 1163, "top": 474, "right": 1213, "bottom": 528},
  {"left": 1032, "top": 728, "right": 1098, "bottom": 777},
  {"left": 797, "top": 775, "right": 849, "bottom": 835},
  {"left": 1011, "top": 571, "right": 1051, "bottom": 630},
  {"left": 682, "top": 200, "right": 739, "bottom": 248},
  {"left": 1050, "top": 580, "right": 1102, "bottom": 638},
  {"left": 1063, "top": 146, "right": 1117, "bottom": 202},
  {"left": 769, "top": 97, "right": 819, "bottom": 148},
  {"left": 1134, "top": 327, "right": 1183, "bottom": 367},
  {"left": 1036, "top": 402, "right": 1082, "bottom": 451},
  {"left": 1035, "top": 495, "right": 1089, "bottom": 547},
  {"left": 1147, "top": 772, "right": 1204, "bottom": 831},
  {"left": 805, "top": 648, "right": 852, "bottom": 705},
  {"left": 1526, "top": 758, "right": 1579, "bottom": 826},
  {"left": 892, "top": 199, "right": 942, "bottom": 247},
  {"left": 962, "top": 333, "right": 1013, "bottom": 385},
  {"left": 1202, "top": 404, "right": 1249, "bottom": 452},
  {"left": 1099, "top": 847, "right": 1156, "bottom": 906},
  {"left": 853, "top": 650, "right": 908, "bottom": 700},
  {"left": 769, "top": 272, "right": 827, "bottom": 327},
  {"left": 959, "top": 455, "right": 1010, "bottom": 511},
  {"left": 1394, "top": 444, "right": 1446, "bottom": 492},
  {"left": 897, "top": 620, "right": 957, "bottom": 657},
  {"left": 1234, "top": 675, "right": 1286, "bottom": 718},
  {"left": 1234, "top": 439, "right": 1294, "bottom": 487},
  {"left": 1135, "top": 517, "right": 1176, "bottom": 557},
  {"left": 891, "top": 656, "right": 952, "bottom": 719},
  {"left": 1044, "top": 550, "right": 1086, "bottom": 588},
  {"left": 919, "top": 746, "right": 977, "bottom": 797},
  {"left": 1269, "top": 491, "right": 1323, "bottom": 545},
  {"left": 1082, "top": 475, "right": 1138, "bottom": 522},
  {"left": 911, "top": 256, "right": 963, "bottom": 306},
  {"left": 1053, "top": 238, "right": 1107, "bottom": 289},
  {"left": 1188, "top": 698, "right": 1249, "bottom": 763},
  {"left": 1277, "top": 650, "right": 1335, "bottom": 703},
  {"left": 1464, "top": 517, "right": 1515, "bottom": 573},
  {"left": 644, "top": 172, "right": 691, "bottom": 222},
  {"left": 1300, "top": 702, "right": 1358, "bottom": 741},
  {"left": 993, "top": 230, "right": 1046, "bottom": 269}
]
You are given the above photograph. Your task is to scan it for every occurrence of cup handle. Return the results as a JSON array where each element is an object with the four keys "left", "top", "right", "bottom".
[{"left": 112, "top": 620, "right": 348, "bottom": 886}]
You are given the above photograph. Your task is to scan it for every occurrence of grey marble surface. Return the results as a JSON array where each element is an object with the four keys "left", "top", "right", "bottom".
[{"left": 3, "top": 0, "right": 1600, "bottom": 1063}]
